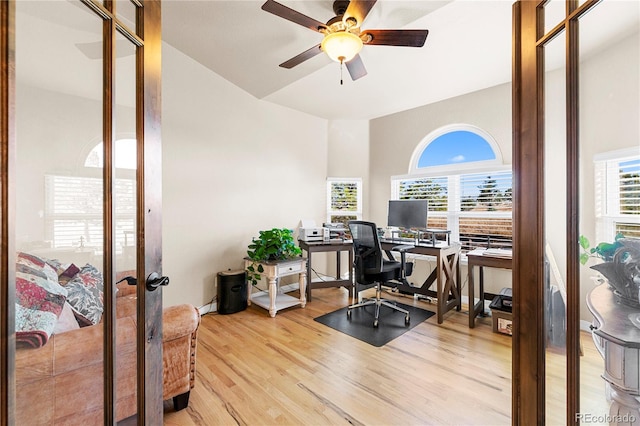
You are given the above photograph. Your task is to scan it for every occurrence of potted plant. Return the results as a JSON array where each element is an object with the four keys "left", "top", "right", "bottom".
[
  {"left": 580, "top": 233, "right": 640, "bottom": 307},
  {"left": 246, "top": 228, "right": 302, "bottom": 286}
]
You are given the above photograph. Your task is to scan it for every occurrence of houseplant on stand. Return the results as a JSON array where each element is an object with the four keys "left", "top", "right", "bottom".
[{"left": 246, "top": 228, "right": 302, "bottom": 286}]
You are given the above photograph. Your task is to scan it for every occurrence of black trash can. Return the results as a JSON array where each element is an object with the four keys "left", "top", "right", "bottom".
[{"left": 217, "top": 270, "right": 248, "bottom": 314}]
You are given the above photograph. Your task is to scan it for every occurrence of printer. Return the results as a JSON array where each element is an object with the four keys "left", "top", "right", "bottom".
[{"left": 299, "top": 227, "right": 329, "bottom": 242}]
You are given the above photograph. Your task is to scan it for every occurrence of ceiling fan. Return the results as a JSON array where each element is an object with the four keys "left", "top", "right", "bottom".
[{"left": 262, "top": 0, "right": 429, "bottom": 83}]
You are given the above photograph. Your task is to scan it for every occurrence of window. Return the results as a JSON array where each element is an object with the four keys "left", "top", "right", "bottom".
[
  {"left": 45, "top": 139, "right": 136, "bottom": 252},
  {"left": 594, "top": 149, "right": 640, "bottom": 241},
  {"left": 393, "top": 125, "right": 512, "bottom": 251},
  {"left": 327, "top": 178, "right": 362, "bottom": 227}
]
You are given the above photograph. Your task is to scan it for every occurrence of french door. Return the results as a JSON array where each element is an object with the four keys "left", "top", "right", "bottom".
[
  {"left": 0, "top": 0, "right": 163, "bottom": 424},
  {"left": 513, "top": 0, "right": 639, "bottom": 424}
]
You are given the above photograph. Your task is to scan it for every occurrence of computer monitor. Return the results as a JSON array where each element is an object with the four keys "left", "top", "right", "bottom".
[{"left": 387, "top": 200, "right": 428, "bottom": 229}]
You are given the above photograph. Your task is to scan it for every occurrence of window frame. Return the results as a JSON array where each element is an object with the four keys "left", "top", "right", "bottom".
[
  {"left": 594, "top": 147, "right": 640, "bottom": 242},
  {"left": 326, "top": 177, "right": 363, "bottom": 225},
  {"left": 408, "top": 123, "right": 504, "bottom": 175}
]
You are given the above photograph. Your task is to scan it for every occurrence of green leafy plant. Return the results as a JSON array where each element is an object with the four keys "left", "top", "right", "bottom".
[
  {"left": 246, "top": 228, "right": 302, "bottom": 286},
  {"left": 579, "top": 232, "right": 624, "bottom": 265}
]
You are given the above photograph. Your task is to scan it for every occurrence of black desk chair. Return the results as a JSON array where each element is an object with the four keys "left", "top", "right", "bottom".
[{"left": 347, "top": 220, "right": 413, "bottom": 328}]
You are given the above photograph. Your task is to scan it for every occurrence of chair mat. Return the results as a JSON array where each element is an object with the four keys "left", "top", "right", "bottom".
[{"left": 314, "top": 301, "right": 435, "bottom": 347}]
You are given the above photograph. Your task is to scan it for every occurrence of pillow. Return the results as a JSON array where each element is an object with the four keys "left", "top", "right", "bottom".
[
  {"left": 44, "top": 258, "right": 81, "bottom": 285},
  {"left": 15, "top": 252, "right": 68, "bottom": 347},
  {"left": 59, "top": 263, "right": 81, "bottom": 285},
  {"left": 53, "top": 301, "right": 80, "bottom": 334},
  {"left": 64, "top": 263, "right": 104, "bottom": 327}
]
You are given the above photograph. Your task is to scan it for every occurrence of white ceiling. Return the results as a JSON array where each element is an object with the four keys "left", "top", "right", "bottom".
[
  {"left": 162, "top": 0, "right": 515, "bottom": 120},
  {"left": 16, "top": 1, "right": 640, "bottom": 121}
]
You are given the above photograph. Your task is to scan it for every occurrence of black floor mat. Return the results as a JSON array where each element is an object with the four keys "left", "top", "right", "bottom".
[{"left": 314, "top": 301, "right": 435, "bottom": 347}]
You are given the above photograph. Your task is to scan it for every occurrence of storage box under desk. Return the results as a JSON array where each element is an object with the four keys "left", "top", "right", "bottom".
[
  {"left": 490, "top": 288, "right": 512, "bottom": 335},
  {"left": 491, "top": 309, "right": 513, "bottom": 335}
]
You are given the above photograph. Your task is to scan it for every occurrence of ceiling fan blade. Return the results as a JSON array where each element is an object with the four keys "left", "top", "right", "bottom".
[
  {"left": 261, "top": 0, "right": 326, "bottom": 33},
  {"left": 344, "top": 0, "right": 377, "bottom": 27},
  {"left": 279, "top": 44, "right": 323, "bottom": 69},
  {"left": 362, "top": 29, "right": 429, "bottom": 47},
  {"left": 346, "top": 54, "right": 367, "bottom": 81}
]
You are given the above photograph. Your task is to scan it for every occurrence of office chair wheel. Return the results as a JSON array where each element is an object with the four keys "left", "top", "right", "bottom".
[
  {"left": 373, "top": 319, "right": 379, "bottom": 328},
  {"left": 405, "top": 315, "right": 410, "bottom": 325}
]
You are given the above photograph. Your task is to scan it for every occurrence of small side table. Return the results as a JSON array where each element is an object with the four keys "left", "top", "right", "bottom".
[
  {"left": 244, "top": 257, "right": 307, "bottom": 317},
  {"left": 467, "top": 248, "right": 512, "bottom": 328}
]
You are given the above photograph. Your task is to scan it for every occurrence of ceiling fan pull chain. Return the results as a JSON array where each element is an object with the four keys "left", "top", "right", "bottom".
[{"left": 340, "top": 58, "right": 344, "bottom": 85}]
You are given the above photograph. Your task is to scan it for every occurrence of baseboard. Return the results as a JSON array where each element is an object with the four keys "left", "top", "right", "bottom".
[
  {"left": 199, "top": 283, "right": 299, "bottom": 316},
  {"left": 199, "top": 302, "right": 217, "bottom": 316}
]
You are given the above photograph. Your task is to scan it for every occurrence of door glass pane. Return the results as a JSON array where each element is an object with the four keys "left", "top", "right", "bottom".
[
  {"left": 114, "top": 29, "right": 138, "bottom": 420},
  {"left": 543, "top": 28, "right": 568, "bottom": 424},
  {"left": 15, "top": 0, "right": 104, "bottom": 422},
  {"left": 579, "top": 1, "right": 640, "bottom": 423},
  {"left": 115, "top": 0, "right": 137, "bottom": 33},
  {"left": 544, "top": 0, "right": 566, "bottom": 33}
]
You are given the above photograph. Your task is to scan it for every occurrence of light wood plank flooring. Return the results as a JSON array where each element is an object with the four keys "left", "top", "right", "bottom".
[{"left": 164, "top": 287, "right": 608, "bottom": 425}]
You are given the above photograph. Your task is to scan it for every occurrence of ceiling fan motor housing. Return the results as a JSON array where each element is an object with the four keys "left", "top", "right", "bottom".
[{"left": 332, "top": 0, "right": 350, "bottom": 16}]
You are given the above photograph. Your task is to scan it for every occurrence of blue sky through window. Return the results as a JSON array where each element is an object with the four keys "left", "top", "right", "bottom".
[{"left": 417, "top": 130, "right": 496, "bottom": 168}]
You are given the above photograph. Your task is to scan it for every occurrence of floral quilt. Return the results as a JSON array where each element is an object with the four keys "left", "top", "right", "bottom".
[{"left": 15, "top": 252, "right": 67, "bottom": 348}]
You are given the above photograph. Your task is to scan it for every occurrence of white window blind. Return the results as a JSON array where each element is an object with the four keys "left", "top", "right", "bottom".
[
  {"left": 45, "top": 174, "right": 135, "bottom": 251},
  {"left": 594, "top": 152, "right": 640, "bottom": 240},
  {"left": 327, "top": 178, "right": 362, "bottom": 226},
  {"left": 396, "top": 177, "right": 448, "bottom": 211},
  {"left": 392, "top": 170, "right": 513, "bottom": 250}
]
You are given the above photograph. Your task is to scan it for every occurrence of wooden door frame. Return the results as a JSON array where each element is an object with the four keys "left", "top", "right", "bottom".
[
  {"left": 512, "top": 1, "right": 601, "bottom": 424},
  {"left": 0, "top": 0, "right": 16, "bottom": 424},
  {"left": 512, "top": 2, "right": 546, "bottom": 422},
  {"left": 139, "top": 1, "right": 163, "bottom": 423},
  {"left": 0, "top": 1, "right": 162, "bottom": 423}
]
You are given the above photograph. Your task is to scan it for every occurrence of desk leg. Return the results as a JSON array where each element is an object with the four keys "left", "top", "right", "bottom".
[
  {"left": 299, "top": 269, "right": 307, "bottom": 307},
  {"left": 469, "top": 264, "right": 476, "bottom": 328},
  {"left": 436, "top": 253, "right": 444, "bottom": 324},
  {"left": 306, "top": 250, "right": 313, "bottom": 302},
  {"left": 268, "top": 275, "right": 277, "bottom": 318},
  {"left": 348, "top": 249, "right": 354, "bottom": 304},
  {"left": 479, "top": 266, "right": 485, "bottom": 316}
]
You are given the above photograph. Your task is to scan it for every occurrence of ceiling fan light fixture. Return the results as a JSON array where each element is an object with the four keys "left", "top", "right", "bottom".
[{"left": 321, "top": 31, "right": 363, "bottom": 63}]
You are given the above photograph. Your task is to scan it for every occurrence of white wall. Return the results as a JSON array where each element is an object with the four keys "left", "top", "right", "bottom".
[{"left": 161, "top": 43, "right": 329, "bottom": 308}]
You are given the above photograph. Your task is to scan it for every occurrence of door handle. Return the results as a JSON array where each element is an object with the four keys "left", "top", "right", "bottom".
[
  {"left": 146, "top": 272, "right": 170, "bottom": 291},
  {"left": 116, "top": 276, "right": 137, "bottom": 286}
]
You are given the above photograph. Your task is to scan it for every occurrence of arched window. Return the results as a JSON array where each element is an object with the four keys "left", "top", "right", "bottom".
[
  {"left": 409, "top": 124, "right": 503, "bottom": 174},
  {"left": 85, "top": 138, "right": 137, "bottom": 170},
  {"left": 392, "top": 125, "right": 512, "bottom": 251},
  {"left": 45, "top": 139, "right": 136, "bottom": 250}
]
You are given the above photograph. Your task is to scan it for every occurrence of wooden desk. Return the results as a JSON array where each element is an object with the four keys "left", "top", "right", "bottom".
[
  {"left": 298, "top": 240, "right": 353, "bottom": 302},
  {"left": 244, "top": 257, "right": 307, "bottom": 317},
  {"left": 467, "top": 248, "right": 512, "bottom": 328},
  {"left": 381, "top": 240, "right": 462, "bottom": 324},
  {"left": 587, "top": 284, "right": 640, "bottom": 424}
]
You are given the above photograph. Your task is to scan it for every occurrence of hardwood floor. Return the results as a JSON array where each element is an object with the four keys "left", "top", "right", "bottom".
[{"left": 164, "top": 287, "right": 608, "bottom": 425}]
